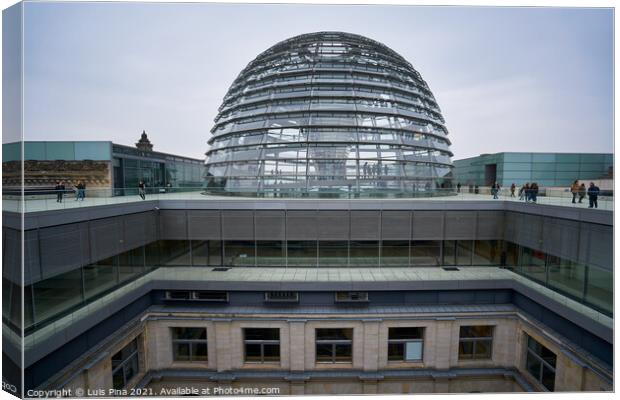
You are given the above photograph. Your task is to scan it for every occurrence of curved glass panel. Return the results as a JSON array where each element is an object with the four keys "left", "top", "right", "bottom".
[{"left": 206, "top": 31, "right": 454, "bottom": 197}]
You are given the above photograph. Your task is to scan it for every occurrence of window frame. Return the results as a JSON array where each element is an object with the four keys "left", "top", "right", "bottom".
[
  {"left": 387, "top": 327, "right": 425, "bottom": 362},
  {"left": 171, "top": 327, "right": 208, "bottom": 362},
  {"left": 525, "top": 335, "right": 557, "bottom": 391},
  {"left": 243, "top": 328, "right": 281, "bottom": 363},
  {"left": 458, "top": 325, "right": 494, "bottom": 360},
  {"left": 334, "top": 291, "right": 369, "bottom": 303},
  {"left": 315, "top": 328, "right": 353, "bottom": 363},
  {"left": 111, "top": 339, "right": 140, "bottom": 390}
]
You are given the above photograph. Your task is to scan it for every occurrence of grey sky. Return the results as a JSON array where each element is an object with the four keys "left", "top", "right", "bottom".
[{"left": 20, "top": 2, "right": 613, "bottom": 160}]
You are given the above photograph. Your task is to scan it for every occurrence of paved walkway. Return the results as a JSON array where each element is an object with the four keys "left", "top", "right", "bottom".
[{"left": 3, "top": 190, "right": 613, "bottom": 213}]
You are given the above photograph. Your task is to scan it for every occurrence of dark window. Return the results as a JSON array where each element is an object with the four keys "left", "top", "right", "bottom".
[
  {"left": 335, "top": 291, "right": 368, "bottom": 302},
  {"left": 244, "top": 328, "right": 280, "bottom": 362},
  {"left": 525, "top": 335, "right": 556, "bottom": 391},
  {"left": 458, "top": 326, "right": 493, "bottom": 360},
  {"left": 388, "top": 327, "right": 424, "bottom": 361},
  {"left": 166, "top": 291, "right": 191, "bottom": 300},
  {"left": 111, "top": 339, "right": 139, "bottom": 390},
  {"left": 315, "top": 328, "right": 353, "bottom": 363},
  {"left": 192, "top": 291, "right": 228, "bottom": 302},
  {"left": 171, "top": 327, "right": 208, "bottom": 362}
]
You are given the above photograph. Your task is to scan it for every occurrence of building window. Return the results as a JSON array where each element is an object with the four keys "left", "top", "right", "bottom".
[
  {"left": 458, "top": 326, "right": 493, "bottom": 360},
  {"left": 244, "top": 328, "right": 280, "bottom": 363},
  {"left": 335, "top": 291, "right": 368, "bottom": 302},
  {"left": 315, "top": 328, "right": 353, "bottom": 363},
  {"left": 111, "top": 338, "right": 140, "bottom": 390},
  {"left": 165, "top": 291, "right": 228, "bottom": 302},
  {"left": 387, "top": 327, "right": 424, "bottom": 361},
  {"left": 192, "top": 291, "right": 228, "bottom": 302},
  {"left": 525, "top": 335, "right": 556, "bottom": 391},
  {"left": 264, "top": 291, "right": 299, "bottom": 302},
  {"left": 166, "top": 290, "right": 191, "bottom": 300},
  {"left": 171, "top": 328, "right": 208, "bottom": 362}
]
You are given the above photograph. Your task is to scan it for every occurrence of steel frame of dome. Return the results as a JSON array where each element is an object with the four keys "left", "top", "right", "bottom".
[{"left": 205, "top": 31, "right": 454, "bottom": 198}]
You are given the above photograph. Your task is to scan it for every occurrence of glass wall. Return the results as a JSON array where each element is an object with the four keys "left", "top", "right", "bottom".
[
  {"left": 112, "top": 145, "right": 204, "bottom": 195},
  {"left": 24, "top": 238, "right": 612, "bottom": 334},
  {"left": 26, "top": 243, "right": 154, "bottom": 332}
]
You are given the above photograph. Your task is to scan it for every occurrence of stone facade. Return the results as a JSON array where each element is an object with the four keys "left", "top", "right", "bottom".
[{"left": 53, "top": 309, "right": 611, "bottom": 395}]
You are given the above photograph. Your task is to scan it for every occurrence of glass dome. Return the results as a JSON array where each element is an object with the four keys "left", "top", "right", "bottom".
[{"left": 205, "top": 31, "right": 454, "bottom": 198}]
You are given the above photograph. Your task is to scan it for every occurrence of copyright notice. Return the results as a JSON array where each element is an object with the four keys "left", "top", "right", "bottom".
[{"left": 26, "top": 385, "right": 281, "bottom": 397}]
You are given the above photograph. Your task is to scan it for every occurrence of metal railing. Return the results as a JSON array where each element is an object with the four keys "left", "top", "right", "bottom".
[{"left": 2, "top": 185, "right": 613, "bottom": 212}]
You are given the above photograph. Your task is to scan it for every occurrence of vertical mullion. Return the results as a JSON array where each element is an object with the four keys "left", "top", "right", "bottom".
[{"left": 260, "top": 342, "right": 265, "bottom": 363}]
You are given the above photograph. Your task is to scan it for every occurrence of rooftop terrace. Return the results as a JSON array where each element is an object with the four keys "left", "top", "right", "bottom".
[{"left": 3, "top": 188, "right": 614, "bottom": 213}]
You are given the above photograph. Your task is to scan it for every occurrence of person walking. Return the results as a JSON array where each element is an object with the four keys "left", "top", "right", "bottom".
[
  {"left": 75, "top": 181, "right": 85, "bottom": 201},
  {"left": 578, "top": 183, "right": 586, "bottom": 203},
  {"left": 570, "top": 180, "right": 579, "bottom": 203},
  {"left": 510, "top": 183, "right": 516, "bottom": 198},
  {"left": 587, "top": 182, "right": 600, "bottom": 208},
  {"left": 492, "top": 182, "right": 501, "bottom": 199},
  {"left": 530, "top": 182, "right": 539, "bottom": 203},
  {"left": 518, "top": 184, "right": 525, "bottom": 200},
  {"left": 55, "top": 181, "right": 65, "bottom": 203},
  {"left": 523, "top": 183, "right": 531, "bottom": 202},
  {"left": 138, "top": 180, "right": 146, "bottom": 200},
  {"left": 456, "top": 182, "right": 461, "bottom": 193}
]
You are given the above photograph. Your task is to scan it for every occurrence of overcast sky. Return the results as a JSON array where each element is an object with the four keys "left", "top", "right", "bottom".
[{"left": 19, "top": 2, "right": 613, "bottom": 160}]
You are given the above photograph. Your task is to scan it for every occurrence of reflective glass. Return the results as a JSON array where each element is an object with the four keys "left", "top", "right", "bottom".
[
  {"left": 223, "top": 241, "right": 255, "bottom": 266},
  {"left": 287, "top": 241, "right": 317, "bottom": 267},
  {"left": 318, "top": 241, "right": 348, "bottom": 267},
  {"left": 381, "top": 241, "right": 409, "bottom": 266},
  {"left": 411, "top": 241, "right": 441, "bottom": 266},
  {"left": 33, "top": 269, "right": 84, "bottom": 323},
  {"left": 546, "top": 258, "right": 584, "bottom": 299},
  {"left": 585, "top": 265, "right": 613, "bottom": 314}
]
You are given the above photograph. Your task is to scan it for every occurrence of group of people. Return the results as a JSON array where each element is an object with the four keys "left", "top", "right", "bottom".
[
  {"left": 515, "top": 183, "right": 540, "bottom": 202},
  {"left": 362, "top": 162, "right": 389, "bottom": 178},
  {"left": 488, "top": 180, "right": 601, "bottom": 208},
  {"left": 571, "top": 180, "right": 601, "bottom": 209},
  {"left": 54, "top": 180, "right": 86, "bottom": 203},
  {"left": 54, "top": 180, "right": 149, "bottom": 202}
]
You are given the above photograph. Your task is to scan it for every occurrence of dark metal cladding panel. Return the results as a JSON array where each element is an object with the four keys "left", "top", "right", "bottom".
[
  {"left": 586, "top": 224, "right": 613, "bottom": 271},
  {"left": 159, "top": 210, "right": 187, "bottom": 240},
  {"left": 502, "top": 211, "right": 519, "bottom": 243},
  {"left": 317, "top": 210, "right": 349, "bottom": 239},
  {"left": 254, "top": 210, "right": 285, "bottom": 240},
  {"left": 444, "top": 211, "right": 476, "bottom": 240},
  {"left": 541, "top": 217, "right": 579, "bottom": 262},
  {"left": 187, "top": 210, "right": 221, "bottom": 240},
  {"left": 89, "top": 218, "right": 121, "bottom": 263},
  {"left": 3, "top": 227, "right": 22, "bottom": 284},
  {"left": 350, "top": 210, "right": 381, "bottom": 240},
  {"left": 40, "top": 222, "right": 90, "bottom": 279},
  {"left": 476, "top": 210, "right": 505, "bottom": 239},
  {"left": 122, "top": 211, "right": 158, "bottom": 251},
  {"left": 512, "top": 213, "right": 544, "bottom": 250},
  {"left": 381, "top": 210, "right": 411, "bottom": 239},
  {"left": 286, "top": 210, "right": 318, "bottom": 240},
  {"left": 411, "top": 211, "right": 444, "bottom": 240},
  {"left": 24, "top": 229, "right": 41, "bottom": 285},
  {"left": 222, "top": 210, "right": 254, "bottom": 240}
]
